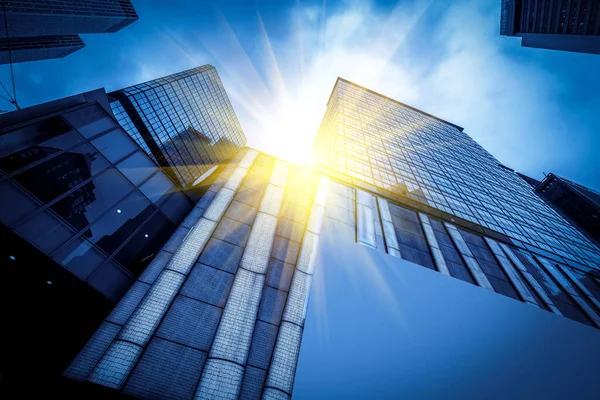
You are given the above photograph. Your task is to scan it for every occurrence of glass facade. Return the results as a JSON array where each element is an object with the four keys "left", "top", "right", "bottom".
[
  {"left": 66, "top": 146, "right": 600, "bottom": 399},
  {"left": 0, "top": 0, "right": 138, "bottom": 63},
  {"left": 0, "top": 35, "right": 84, "bottom": 65},
  {"left": 109, "top": 65, "right": 247, "bottom": 188},
  {"left": 314, "top": 78, "right": 600, "bottom": 272},
  {"left": 0, "top": 0, "right": 138, "bottom": 37},
  {"left": 0, "top": 89, "right": 194, "bottom": 302}
]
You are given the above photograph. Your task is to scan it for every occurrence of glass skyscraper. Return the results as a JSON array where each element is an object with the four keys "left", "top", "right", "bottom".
[
  {"left": 0, "top": 0, "right": 138, "bottom": 63},
  {"left": 109, "top": 65, "right": 247, "bottom": 188},
  {"left": 314, "top": 78, "right": 600, "bottom": 272},
  {"left": 6, "top": 74, "right": 600, "bottom": 397},
  {"left": 0, "top": 88, "right": 197, "bottom": 393},
  {"left": 65, "top": 79, "right": 600, "bottom": 398}
]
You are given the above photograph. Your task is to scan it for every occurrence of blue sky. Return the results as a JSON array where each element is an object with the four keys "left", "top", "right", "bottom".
[{"left": 1, "top": 0, "right": 599, "bottom": 190}]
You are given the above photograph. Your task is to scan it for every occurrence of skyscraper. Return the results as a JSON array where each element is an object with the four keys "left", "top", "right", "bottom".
[
  {"left": 499, "top": 0, "right": 600, "bottom": 54},
  {"left": 109, "top": 65, "right": 247, "bottom": 189},
  {"left": 534, "top": 173, "right": 600, "bottom": 244},
  {"left": 64, "top": 79, "right": 600, "bottom": 398},
  {"left": 314, "top": 78, "right": 600, "bottom": 272},
  {"left": 0, "top": 88, "right": 196, "bottom": 392},
  {"left": 0, "top": 0, "right": 138, "bottom": 64}
]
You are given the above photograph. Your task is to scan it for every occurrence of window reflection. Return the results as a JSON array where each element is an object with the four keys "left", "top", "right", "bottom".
[
  {"left": 3, "top": 144, "right": 109, "bottom": 207},
  {"left": 63, "top": 105, "right": 118, "bottom": 138},
  {"left": 140, "top": 171, "right": 174, "bottom": 204},
  {"left": 116, "top": 151, "right": 157, "bottom": 185},
  {"left": 91, "top": 128, "right": 138, "bottom": 162},
  {"left": 49, "top": 168, "right": 135, "bottom": 233},
  {"left": 114, "top": 212, "right": 174, "bottom": 276}
]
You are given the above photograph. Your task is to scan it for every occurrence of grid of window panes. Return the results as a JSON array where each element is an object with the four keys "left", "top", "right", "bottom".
[
  {"left": 314, "top": 79, "right": 600, "bottom": 271},
  {"left": 0, "top": 101, "right": 194, "bottom": 301},
  {"left": 110, "top": 65, "right": 246, "bottom": 188}
]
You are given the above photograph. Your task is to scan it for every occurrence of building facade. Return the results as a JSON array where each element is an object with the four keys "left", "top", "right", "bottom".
[
  {"left": 500, "top": 0, "right": 600, "bottom": 54},
  {"left": 0, "top": 88, "right": 198, "bottom": 392},
  {"left": 109, "top": 65, "right": 247, "bottom": 189},
  {"left": 64, "top": 143, "right": 600, "bottom": 399},
  {"left": 314, "top": 78, "right": 600, "bottom": 273},
  {"left": 534, "top": 173, "right": 600, "bottom": 244},
  {"left": 0, "top": 0, "right": 138, "bottom": 64}
]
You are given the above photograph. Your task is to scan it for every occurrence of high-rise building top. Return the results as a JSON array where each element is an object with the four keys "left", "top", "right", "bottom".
[
  {"left": 499, "top": 0, "right": 600, "bottom": 54},
  {"left": 535, "top": 173, "right": 600, "bottom": 244},
  {"left": 0, "top": 0, "right": 138, "bottom": 64},
  {"left": 314, "top": 78, "right": 600, "bottom": 271},
  {"left": 109, "top": 65, "right": 247, "bottom": 188}
]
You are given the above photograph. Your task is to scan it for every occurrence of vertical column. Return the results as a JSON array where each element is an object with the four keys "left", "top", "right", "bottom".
[
  {"left": 262, "top": 177, "right": 330, "bottom": 400},
  {"left": 195, "top": 160, "right": 291, "bottom": 400},
  {"left": 498, "top": 243, "right": 562, "bottom": 315},
  {"left": 418, "top": 213, "right": 450, "bottom": 276},
  {"left": 535, "top": 256, "right": 600, "bottom": 328},
  {"left": 356, "top": 189, "right": 376, "bottom": 248},
  {"left": 377, "top": 197, "right": 401, "bottom": 258},
  {"left": 444, "top": 223, "right": 493, "bottom": 291},
  {"left": 86, "top": 149, "right": 258, "bottom": 389},
  {"left": 484, "top": 238, "right": 539, "bottom": 307}
]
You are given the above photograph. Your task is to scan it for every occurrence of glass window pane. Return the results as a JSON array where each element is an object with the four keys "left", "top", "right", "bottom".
[
  {"left": 15, "top": 209, "right": 77, "bottom": 253},
  {"left": 0, "top": 119, "right": 83, "bottom": 174},
  {"left": 117, "top": 151, "right": 157, "bottom": 185},
  {"left": 5, "top": 143, "right": 110, "bottom": 207},
  {"left": 50, "top": 168, "right": 136, "bottom": 232},
  {"left": 159, "top": 192, "right": 193, "bottom": 225},
  {"left": 54, "top": 236, "right": 106, "bottom": 280},
  {"left": 91, "top": 128, "right": 139, "bottom": 163},
  {"left": 63, "top": 105, "right": 118, "bottom": 138},
  {"left": 140, "top": 172, "right": 175, "bottom": 204},
  {"left": 86, "top": 190, "right": 154, "bottom": 257},
  {"left": 114, "top": 212, "right": 174, "bottom": 276},
  {"left": 0, "top": 178, "right": 41, "bottom": 226}
]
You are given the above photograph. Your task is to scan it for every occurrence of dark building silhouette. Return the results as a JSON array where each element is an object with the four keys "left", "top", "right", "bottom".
[
  {"left": 517, "top": 172, "right": 540, "bottom": 187},
  {"left": 535, "top": 173, "right": 600, "bottom": 243},
  {"left": 0, "top": 0, "right": 138, "bottom": 64},
  {"left": 108, "top": 65, "right": 247, "bottom": 188},
  {"left": 500, "top": 0, "right": 600, "bottom": 54}
]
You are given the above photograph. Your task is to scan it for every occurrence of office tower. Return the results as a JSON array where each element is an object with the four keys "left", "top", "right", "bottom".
[
  {"left": 0, "top": 35, "right": 85, "bottom": 64},
  {"left": 314, "top": 78, "right": 600, "bottom": 272},
  {"left": 65, "top": 145, "right": 600, "bottom": 400},
  {"left": 0, "top": 88, "right": 196, "bottom": 392},
  {"left": 64, "top": 148, "right": 327, "bottom": 399},
  {"left": 499, "top": 0, "right": 600, "bottom": 54},
  {"left": 0, "top": 0, "right": 138, "bottom": 64},
  {"left": 109, "top": 65, "right": 247, "bottom": 189},
  {"left": 534, "top": 173, "right": 600, "bottom": 243},
  {"left": 57, "top": 77, "right": 599, "bottom": 398}
]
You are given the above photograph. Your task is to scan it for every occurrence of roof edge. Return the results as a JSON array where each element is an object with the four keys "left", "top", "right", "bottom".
[{"left": 326, "top": 77, "right": 464, "bottom": 132}]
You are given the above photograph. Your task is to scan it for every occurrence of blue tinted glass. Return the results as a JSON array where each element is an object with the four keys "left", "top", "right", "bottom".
[
  {"left": 117, "top": 151, "right": 158, "bottom": 185},
  {"left": 91, "top": 128, "right": 139, "bottom": 163},
  {"left": 114, "top": 212, "right": 174, "bottom": 276},
  {"left": 50, "top": 168, "right": 135, "bottom": 234},
  {"left": 5, "top": 143, "right": 109, "bottom": 206},
  {"left": 159, "top": 192, "right": 193, "bottom": 225},
  {"left": 0, "top": 117, "right": 82, "bottom": 173},
  {"left": 86, "top": 190, "right": 154, "bottom": 257},
  {"left": 139, "top": 172, "right": 175, "bottom": 204},
  {"left": 63, "top": 105, "right": 118, "bottom": 138}
]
